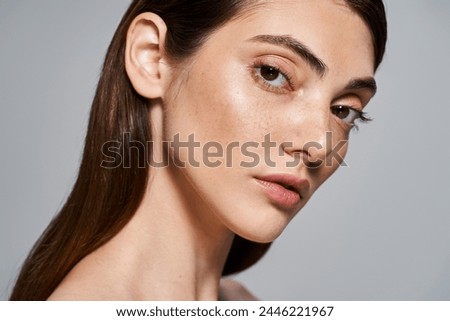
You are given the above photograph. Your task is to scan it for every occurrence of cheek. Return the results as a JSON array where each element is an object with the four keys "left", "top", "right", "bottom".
[{"left": 163, "top": 60, "right": 266, "bottom": 150}]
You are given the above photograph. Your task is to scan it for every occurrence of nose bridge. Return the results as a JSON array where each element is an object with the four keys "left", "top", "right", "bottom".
[{"left": 283, "top": 97, "right": 331, "bottom": 164}]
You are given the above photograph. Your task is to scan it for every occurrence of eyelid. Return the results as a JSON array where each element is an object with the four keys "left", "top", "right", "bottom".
[
  {"left": 335, "top": 92, "right": 370, "bottom": 110},
  {"left": 250, "top": 57, "right": 296, "bottom": 93}
]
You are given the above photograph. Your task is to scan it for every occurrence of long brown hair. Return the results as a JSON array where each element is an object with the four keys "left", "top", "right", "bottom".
[{"left": 10, "top": 0, "right": 387, "bottom": 300}]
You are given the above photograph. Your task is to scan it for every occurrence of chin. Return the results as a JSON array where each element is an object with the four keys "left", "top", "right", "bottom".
[
  {"left": 230, "top": 211, "right": 292, "bottom": 244},
  {"left": 236, "top": 228, "right": 285, "bottom": 244}
]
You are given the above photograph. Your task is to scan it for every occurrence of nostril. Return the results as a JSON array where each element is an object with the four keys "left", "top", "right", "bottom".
[
  {"left": 280, "top": 142, "right": 310, "bottom": 158},
  {"left": 281, "top": 142, "right": 325, "bottom": 169},
  {"left": 302, "top": 141, "right": 327, "bottom": 169},
  {"left": 304, "top": 158, "right": 323, "bottom": 169}
]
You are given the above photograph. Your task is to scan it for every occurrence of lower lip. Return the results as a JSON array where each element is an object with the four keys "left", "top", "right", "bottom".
[{"left": 255, "top": 179, "right": 301, "bottom": 210}]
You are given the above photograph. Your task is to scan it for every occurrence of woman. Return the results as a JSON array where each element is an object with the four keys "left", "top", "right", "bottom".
[{"left": 10, "top": 0, "right": 387, "bottom": 300}]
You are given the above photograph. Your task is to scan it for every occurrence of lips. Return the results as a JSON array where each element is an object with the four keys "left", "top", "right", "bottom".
[{"left": 255, "top": 174, "right": 310, "bottom": 210}]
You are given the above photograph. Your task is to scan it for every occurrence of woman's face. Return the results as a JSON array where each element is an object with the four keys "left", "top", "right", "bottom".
[{"left": 162, "top": 0, "right": 376, "bottom": 243}]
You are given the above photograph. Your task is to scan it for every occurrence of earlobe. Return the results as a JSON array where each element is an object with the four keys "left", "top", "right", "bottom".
[{"left": 125, "top": 13, "right": 169, "bottom": 99}]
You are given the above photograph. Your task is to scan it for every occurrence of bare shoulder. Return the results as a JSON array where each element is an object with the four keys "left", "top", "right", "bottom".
[{"left": 218, "top": 279, "right": 259, "bottom": 301}]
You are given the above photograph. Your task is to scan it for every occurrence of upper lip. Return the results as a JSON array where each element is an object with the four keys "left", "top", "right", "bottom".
[{"left": 255, "top": 174, "right": 310, "bottom": 199}]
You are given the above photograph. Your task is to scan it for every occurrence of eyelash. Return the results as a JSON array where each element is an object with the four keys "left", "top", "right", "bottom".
[
  {"left": 354, "top": 111, "right": 372, "bottom": 131},
  {"left": 250, "top": 61, "right": 295, "bottom": 93}
]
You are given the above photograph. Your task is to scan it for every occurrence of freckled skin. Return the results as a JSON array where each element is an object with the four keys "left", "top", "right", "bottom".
[{"left": 162, "top": 0, "right": 375, "bottom": 243}]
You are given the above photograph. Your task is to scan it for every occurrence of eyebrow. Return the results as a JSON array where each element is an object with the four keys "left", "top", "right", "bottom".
[
  {"left": 248, "top": 34, "right": 328, "bottom": 77},
  {"left": 345, "top": 77, "right": 377, "bottom": 96}
]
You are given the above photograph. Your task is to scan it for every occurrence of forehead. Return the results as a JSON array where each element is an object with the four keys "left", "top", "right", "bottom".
[{"left": 225, "top": 0, "right": 375, "bottom": 76}]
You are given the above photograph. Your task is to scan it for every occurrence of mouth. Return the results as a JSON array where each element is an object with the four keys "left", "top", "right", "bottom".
[
  {"left": 254, "top": 174, "right": 310, "bottom": 210},
  {"left": 281, "top": 184, "right": 298, "bottom": 192}
]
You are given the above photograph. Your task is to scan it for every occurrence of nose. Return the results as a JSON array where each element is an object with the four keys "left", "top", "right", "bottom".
[{"left": 282, "top": 105, "right": 331, "bottom": 169}]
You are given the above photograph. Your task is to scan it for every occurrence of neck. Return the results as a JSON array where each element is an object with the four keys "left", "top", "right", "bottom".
[
  {"left": 129, "top": 166, "right": 235, "bottom": 300},
  {"left": 76, "top": 165, "right": 234, "bottom": 300}
]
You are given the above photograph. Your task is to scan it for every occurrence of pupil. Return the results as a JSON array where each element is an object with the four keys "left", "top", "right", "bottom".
[
  {"left": 261, "top": 66, "right": 279, "bottom": 81},
  {"left": 335, "top": 106, "right": 350, "bottom": 119}
]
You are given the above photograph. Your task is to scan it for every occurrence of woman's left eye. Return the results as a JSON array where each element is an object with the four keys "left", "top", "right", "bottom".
[
  {"left": 330, "top": 105, "right": 370, "bottom": 128},
  {"left": 255, "top": 65, "right": 291, "bottom": 89}
]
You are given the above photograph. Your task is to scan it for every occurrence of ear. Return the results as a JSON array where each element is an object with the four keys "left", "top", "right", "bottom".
[{"left": 125, "top": 13, "right": 169, "bottom": 99}]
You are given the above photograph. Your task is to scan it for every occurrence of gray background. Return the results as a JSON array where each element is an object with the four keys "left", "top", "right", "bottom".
[{"left": 1, "top": 1, "right": 449, "bottom": 300}]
